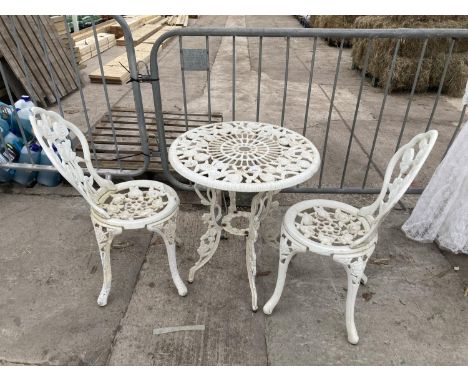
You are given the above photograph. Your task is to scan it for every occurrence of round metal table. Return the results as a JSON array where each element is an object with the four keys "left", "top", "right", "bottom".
[{"left": 169, "top": 121, "right": 320, "bottom": 311}]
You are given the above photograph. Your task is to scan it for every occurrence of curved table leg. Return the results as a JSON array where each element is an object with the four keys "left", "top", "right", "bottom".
[
  {"left": 246, "top": 191, "right": 278, "bottom": 312},
  {"left": 188, "top": 186, "right": 223, "bottom": 283}
]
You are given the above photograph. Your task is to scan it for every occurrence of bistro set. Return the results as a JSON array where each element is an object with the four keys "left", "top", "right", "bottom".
[{"left": 29, "top": 107, "right": 437, "bottom": 344}]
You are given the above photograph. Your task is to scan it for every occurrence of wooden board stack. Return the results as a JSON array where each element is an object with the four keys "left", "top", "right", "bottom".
[
  {"left": 166, "top": 15, "right": 189, "bottom": 26},
  {"left": 108, "top": 15, "right": 159, "bottom": 39},
  {"left": 74, "top": 33, "right": 116, "bottom": 63},
  {"left": 87, "top": 15, "right": 191, "bottom": 85},
  {"left": 139, "top": 25, "right": 182, "bottom": 46},
  {"left": 88, "top": 43, "right": 153, "bottom": 84},
  {"left": 89, "top": 24, "right": 182, "bottom": 85},
  {"left": 50, "top": 16, "right": 68, "bottom": 48},
  {"left": 0, "top": 16, "right": 78, "bottom": 106},
  {"left": 70, "top": 19, "right": 116, "bottom": 42},
  {"left": 116, "top": 19, "right": 166, "bottom": 46}
]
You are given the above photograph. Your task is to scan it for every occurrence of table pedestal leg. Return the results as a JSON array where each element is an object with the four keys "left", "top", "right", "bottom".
[
  {"left": 246, "top": 191, "right": 277, "bottom": 312},
  {"left": 188, "top": 186, "right": 223, "bottom": 283}
]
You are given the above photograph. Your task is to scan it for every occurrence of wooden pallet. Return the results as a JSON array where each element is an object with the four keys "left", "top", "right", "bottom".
[
  {"left": 0, "top": 16, "right": 78, "bottom": 106},
  {"left": 80, "top": 106, "right": 223, "bottom": 172}
]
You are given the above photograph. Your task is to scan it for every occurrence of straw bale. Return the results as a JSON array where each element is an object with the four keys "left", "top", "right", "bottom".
[{"left": 351, "top": 16, "right": 468, "bottom": 96}]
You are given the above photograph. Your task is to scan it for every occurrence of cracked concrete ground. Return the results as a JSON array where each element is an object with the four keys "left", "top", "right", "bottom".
[
  {"left": 0, "top": 15, "right": 467, "bottom": 365},
  {"left": 0, "top": 186, "right": 467, "bottom": 365}
]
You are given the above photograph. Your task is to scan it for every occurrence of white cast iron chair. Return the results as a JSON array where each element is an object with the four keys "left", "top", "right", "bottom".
[
  {"left": 263, "top": 130, "right": 438, "bottom": 344},
  {"left": 30, "top": 107, "right": 187, "bottom": 306}
]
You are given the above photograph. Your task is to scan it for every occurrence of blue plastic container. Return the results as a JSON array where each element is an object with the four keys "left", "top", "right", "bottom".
[
  {"left": 0, "top": 150, "right": 14, "bottom": 182},
  {"left": 14, "top": 109, "right": 34, "bottom": 140},
  {"left": 16, "top": 100, "right": 35, "bottom": 140},
  {"left": 0, "top": 139, "right": 21, "bottom": 183},
  {"left": 13, "top": 143, "right": 41, "bottom": 186},
  {"left": 0, "top": 102, "right": 18, "bottom": 132},
  {"left": 0, "top": 118, "right": 10, "bottom": 137},
  {"left": 8, "top": 108, "right": 35, "bottom": 140},
  {"left": 4, "top": 131, "right": 23, "bottom": 153},
  {"left": 37, "top": 148, "right": 61, "bottom": 187}
]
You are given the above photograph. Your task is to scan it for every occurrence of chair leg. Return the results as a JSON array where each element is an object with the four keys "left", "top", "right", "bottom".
[
  {"left": 91, "top": 217, "right": 122, "bottom": 307},
  {"left": 263, "top": 227, "right": 306, "bottom": 315},
  {"left": 333, "top": 252, "right": 371, "bottom": 344},
  {"left": 148, "top": 212, "right": 188, "bottom": 297},
  {"left": 360, "top": 273, "right": 368, "bottom": 285}
]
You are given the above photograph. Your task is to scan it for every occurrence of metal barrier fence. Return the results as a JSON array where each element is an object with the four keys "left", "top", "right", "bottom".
[
  {"left": 0, "top": 15, "right": 148, "bottom": 177},
  {"left": 150, "top": 27, "right": 468, "bottom": 194},
  {"left": 1, "top": 17, "right": 467, "bottom": 194}
]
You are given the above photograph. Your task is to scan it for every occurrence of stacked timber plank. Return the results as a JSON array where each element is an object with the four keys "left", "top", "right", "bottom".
[
  {"left": 108, "top": 15, "right": 158, "bottom": 39},
  {"left": 89, "top": 43, "right": 153, "bottom": 84},
  {"left": 69, "top": 19, "right": 117, "bottom": 42},
  {"left": 139, "top": 25, "right": 182, "bottom": 46},
  {"left": 89, "top": 24, "right": 182, "bottom": 85},
  {"left": 71, "top": 16, "right": 156, "bottom": 64},
  {"left": 166, "top": 15, "right": 189, "bottom": 26},
  {"left": 0, "top": 16, "right": 78, "bottom": 106},
  {"left": 116, "top": 19, "right": 166, "bottom": 46},
  {"left": 50, "top": 16, "right": 68, "bottom": 48},
  {"left": 74, "top": 33, "right": 116, "bottom": 63},
  {"left": 68, "top": 15, "right": 156, "bottom": 43}
]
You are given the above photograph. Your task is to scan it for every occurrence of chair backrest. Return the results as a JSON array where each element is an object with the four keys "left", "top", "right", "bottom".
[
  {"left": 351, "top": 130, "right": 438, "bottom": 248},
  {"left": 30, "top": 107, "right": 115, "bottom": 218}
]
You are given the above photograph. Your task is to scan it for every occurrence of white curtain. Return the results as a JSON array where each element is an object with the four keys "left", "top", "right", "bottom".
[{"left": 402, "top": 120, "right": 468, "bottom": 254}]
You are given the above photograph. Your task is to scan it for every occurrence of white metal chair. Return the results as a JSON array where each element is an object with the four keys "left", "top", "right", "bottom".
[
  {"left": 30, "top": 107, "right": 187, "bottom": 306},
  {"left": 263, "top": 130, "right": 438, "bottom": 344}
]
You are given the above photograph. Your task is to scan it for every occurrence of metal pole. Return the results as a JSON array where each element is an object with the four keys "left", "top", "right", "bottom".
[
  {"left": 72, "top": 15, "right": 79, "bottom": 34},
  {"left": 280, "top": 37, "right": 290, "bottom": 126},
  {"left": 362, "top": 39, "right": 401, "bottom": 188},
  {"left": 318, "top": 38, "right": 344, "bottom": 188},
  {"left": 302, "top": 36, "right": 317, "bottom": 136}
]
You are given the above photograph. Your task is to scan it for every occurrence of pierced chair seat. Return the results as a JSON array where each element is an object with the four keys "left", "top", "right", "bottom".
[
  {"left": 264, "top": 130, "right": 438, "bottom": 345},
  {"left": 94, "top": 180, "right": 179, "bottom": 229},
  {"left": 283, "top": 199, "right": 376, "bottom": 256},
  {"left": 30, "top": 108, "right": 187, "bottom": 307}
]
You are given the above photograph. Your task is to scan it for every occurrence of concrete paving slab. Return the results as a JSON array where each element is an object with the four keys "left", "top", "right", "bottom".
[
  {"left": 260, "top": 207, "right": 468, "bottom": 365},
  {"left": 0, "top": 193, "right": 150, "bottom": 365},
  {"left": 108, "top": 207, "right": 267, "bottom": 365}
]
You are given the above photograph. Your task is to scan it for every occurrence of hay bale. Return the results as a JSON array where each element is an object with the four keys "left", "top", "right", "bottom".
[
  {"left": 430, "top": 53, "right": 468, "bottom": 96},
  {"left": 312, "top": 16, "right": 359, "bottom": 47},
  {"left": 352, "top": 16, "right": 468, "bottom": 96}
]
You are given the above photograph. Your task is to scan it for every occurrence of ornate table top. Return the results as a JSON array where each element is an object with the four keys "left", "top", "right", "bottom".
[{"left": 169, "top": 121, "right": 321, "bottom": 192}]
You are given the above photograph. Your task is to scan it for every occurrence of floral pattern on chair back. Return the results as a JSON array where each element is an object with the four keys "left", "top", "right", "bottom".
[
  {"left": 30, "top": 107, "right": 115, "bottom": 218},
  {"left": 352, "top": 130, "right": 438, "bottom": 248}
]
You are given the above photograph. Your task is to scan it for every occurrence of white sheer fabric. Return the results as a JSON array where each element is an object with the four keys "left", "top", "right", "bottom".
[{"left": 402, "top": 121, "right": 468, "bottom": 254}]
